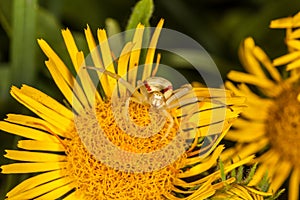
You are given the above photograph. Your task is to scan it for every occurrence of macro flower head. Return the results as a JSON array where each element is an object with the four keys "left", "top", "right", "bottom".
[
  {"left": 0, "top": 19, "right": 248, "bottom": 199},
  {"left": 223, "top": 13, "right": 300, "bottom": 200}
]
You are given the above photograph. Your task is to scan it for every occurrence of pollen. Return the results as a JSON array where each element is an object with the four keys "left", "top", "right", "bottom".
[
  {"left": 265, "top": 85, "right": 300, "bottom": 167},
  {"left": 63, "top": 99, "right": 187, "bottom": 199}
]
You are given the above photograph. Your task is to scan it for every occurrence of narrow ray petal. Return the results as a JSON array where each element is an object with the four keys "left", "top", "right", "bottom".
[
  {"left": 37, "top": 39, "right": 74, "bottom": 87},
  {"left": 179, "top": 146, "right": 224, "bottom": 177},
  {"left": 287, "top": 39, "right": 300, "bottom": 50},
  {"left": 61, "top": 29, "right": 81, "bottom": 72},
  {"left": 128, "top": 23, "right": 145, "bottom": 87},
  {"left": 11, "top": 86, "right": 74, "bottom": 131},
  {"left": 21, "top": 85, "right": 73, "bottom": 120},
  {"left": 0, "top": 121, "right": 56, "bottom": 141},
  {"left": 273, "top": 51, "right": 300, "bottom": 66},
  {"left": 44, "top": 59, "right": 77, "bottom": 107},
  {"left": 240, "top": 37, "right": 267, "bottom": 79},
  {"left": 63, "top": 192, "right": 85, "bottom": 200},
  {"left": 227, "top": 71, "right": 275, "bottom": 89},
  {"left": 4, "top": 150, "right": 66, "bottom": 162},
  {"left": 34, "top": 183, "right": 74, "bottom": 200},
  {"left": 289, "top": 167, "right": 299, "bottom": 200},
  {"left": 84, "top": 25, "right": 103, "bottom": 68},
  {"left": 117, "top": 42, "right": 134, "bottom": 96},
  {"left": 18, "top": 140, "right": 65, "bottom": 152},
  {"left": 1, "top": 162, "right": 66, "bottom": 174},
  {"left": 6, "top": 170, "right": 63, "bottom": 197},
  {"left": 252, "top": 46, "right": 282, "bottom": 82},
  {"left": 7, "top": 177, "right": 72, "bottom": 200},
  {"left": 5, "top": 114, "right": 71, "bottom": 138},
  {"left": 98, "top": 29, "right": 116, "bottom": 96},
  {"left": 142, "top": 19, "right": 164, "bottom": 80}
]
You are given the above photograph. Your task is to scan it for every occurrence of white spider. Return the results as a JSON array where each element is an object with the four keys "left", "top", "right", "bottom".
[{"left": 85, "top": 66, "right": 199, "bottom": 139}]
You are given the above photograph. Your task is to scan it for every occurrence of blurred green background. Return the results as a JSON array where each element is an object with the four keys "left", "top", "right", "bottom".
[{"left": 1, "top": 0, "right": 300, "bottom": 199}]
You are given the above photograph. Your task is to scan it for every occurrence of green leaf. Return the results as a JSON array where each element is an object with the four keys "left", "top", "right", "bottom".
[
  {"left": 258, "top": 171, "right": 269, "bottom": 192},
  {"left": 0, "top": 64, "right": 11, "bottom": 102},
  {"left": 219, "top": 159, "right": 226, "bottom": 181},
  {"left": 105, "top": 18, "right": 121, "bottom": 37},
  {"left": 236, "top": 165, "right": 244, "bottom": 183},
  {"left": 0, "top": 0, "right": 12, "bottom": 38},
  {"left": 243, "top": 163, "right": 257, "bottom": 185},
  {"left": 10, "top": 0, "right": 38, "bottom": 86},
  {"left": 125, "top": 0, "right": 154, "bottom": 30}
]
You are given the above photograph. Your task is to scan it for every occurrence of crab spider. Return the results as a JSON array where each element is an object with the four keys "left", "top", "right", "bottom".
[{"left": 85, "top": 66, "right": 197, "bottom": 139}]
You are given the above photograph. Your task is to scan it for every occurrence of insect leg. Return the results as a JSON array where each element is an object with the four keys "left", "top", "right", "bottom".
[
  {"left": 165, "top": 84, "right": 193, "bottom": 107},
  {"left": 161, "top": 109, "right": 174, "bottom": 140},
  {"left": 85, "top": 66, "right": 146, "bottom": 101}
]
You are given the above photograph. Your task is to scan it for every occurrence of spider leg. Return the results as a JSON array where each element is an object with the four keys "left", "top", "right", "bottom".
[
  {"left": 85, "top": 66, "right": 146, "bottom": 102},
  {"left": 161, "top": 109, "right": 174, "bottom": 140},
  {"left": 137, "top": 80, "right": 149, "bottom": 99},
  {"left": 166, "top": 84, "right": 195, "bottom": 109}
]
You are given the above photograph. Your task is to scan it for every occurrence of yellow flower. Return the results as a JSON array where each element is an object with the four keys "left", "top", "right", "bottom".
[
  {"left": 0, "top": 20, "right": 245, "bottom": 199},
  {"left": 269, "top": 11, "right": 300, "bottom": 102},
  {"left": 223, "top": 36, "right": 300, "bottom": 200}
]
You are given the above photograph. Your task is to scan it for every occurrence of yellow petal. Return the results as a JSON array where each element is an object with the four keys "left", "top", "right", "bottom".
[
  {"left": 187, "top": 155, "right": 255, "bottom": 186},
  {"left": 76, "top": 51, "right": 101, "bottom": 106},
  {"left": 229, "top": 184, "right": 253, "bottom": 199},
  {"left": 178, "top": 145, "right": 224, "bottom": 177},
  {"left": 62, "top": 29, "right": 101, "bottom": 105},
  {"left": 128, "top": 23, "right": 145, "bottom": 87},
  {"left": 64, "top": 192, "right": 85, "bottom": 200},
  {"left": 270, "top": 17, "right": 294, "bottom": 28},
  {"left": 39, "top": 40, "right": 86, "bottom": 111},
  {"left": 248, "top": 162, "right": 269, "bottom": 187},
  {"left": 5, "top": 114, "right": 71, "bottom": 138},
  {"left": 269, "top": 12, "right": 300, "bottom": 28},
  {"left": 6, "top": 170, "right": 63, "bottom": 197},
  {"left": 287, "top": 58, "right": 300, "bottom": 70},
  {"left": 34, "top": 183, "right": 74, "bottom": 200},
  {"left": 4, "top": 150, "right": 66, "bottom": 162},
  {"left": 268, "top": 160, "right": 292, "bottom": 192},
  {"left": 252, "top": 46, "right": 282, "bottom": 82},
  {"left": 117, "top": 42, "right": 134, "bottom": 96},
  {"left": 61, "top": 28, "right": 80, "bottom": 71},
  {"left": 44, "top": 59, "right": 77, "bottom": 108},
  {"left": 21, "top": 85, "right": 73, "bottom": 120},
  {"left": 1, "top": 162, "right": 66, "bottom": 174},
  {"left": 273, "top": 51, "right": 300, "bottom": 66},
  {"left": 142, "top": 19, "right": 164, "bottom": 80},
  {"left": 225, "top": 138, "right": 268, "bottom": 163},
  {"left": 227, "top": 71, "right": 275, "bottom": 89},
  {"left": 289, "top": 167, "right": 299, "bottom": 200},
  {"left": 240, "top": 37, "right": 267, "bottom": 79},
  {"left": 37, "top": 39, "right": 74, "bottom": 86},
  {"left": 7, "top": 177, "right": 72, "bottom": 200},
  {"left": 84, "top": 25, "right": 103, "bottom": 68},
  {"left": 246, "top": 187, "right": 272, "bottom": 197},
  {"left": 0, "top": 121, "right": 56, "bottom": 141},
  {"left": 10, "top": 86, "right": 74, "bottom": 131},
  {"left": 287, "top": 39, "right": 300, "bottom": 50},
  {"left": 255, "top": 148, "right": 280, "bottom": 166},
  {"left": 98, "top": 29, "right": 116, "bottom": 96},
  {"left": 289, "top": 28, "right": 300, "bottom": 39},
  {"left": 226, "top": 128, "right": 265, "bottom": 142},
  {"left": 18, "top": 140, "right": 65, "bottom": 152}
]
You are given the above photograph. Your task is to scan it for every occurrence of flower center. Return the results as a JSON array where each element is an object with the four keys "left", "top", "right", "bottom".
[
  {"left": 265, "top": 85, "right": 300, "bottom": 167},
  {"left": 63, "top": 99, "right": 186, "bottom": 199}
]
